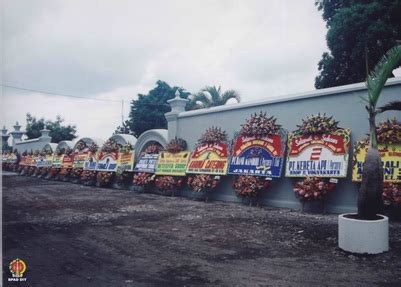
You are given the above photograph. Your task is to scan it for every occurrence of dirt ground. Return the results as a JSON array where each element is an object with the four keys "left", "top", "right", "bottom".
[{"left": 2, "top": 173, "right": 401, "bottom": 287}]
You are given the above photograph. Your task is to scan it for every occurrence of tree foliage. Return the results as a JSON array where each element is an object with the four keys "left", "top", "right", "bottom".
[
  {"left": 25, "top": 113, "right": 77, "bottom": 143},
  {"left": 114, "top": 120, "right": 131, "bottom": 135},
  {"left": 315, "top": 0, "right": 401, "bottom": 89},
  {"left": 127, "top": 80, "right": 190, "bottom": 137},
  {"left": 188, "top": 86, "right": 240, "bottom": 110}
]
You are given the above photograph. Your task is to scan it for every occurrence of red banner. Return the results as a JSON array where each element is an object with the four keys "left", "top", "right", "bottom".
[
  {"left": 61, "top": 154, "right": 74, "bottom": 168},
  {"left": 233, "top": 135, "right": 282, "bottom": 157},
  {"left": 289, "top": 134, "right": 346, "bottom": 156}
]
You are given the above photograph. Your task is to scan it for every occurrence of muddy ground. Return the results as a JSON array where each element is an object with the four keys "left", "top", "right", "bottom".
[{"left": 2, "top": 173, "right": 401, "bottom": 286}]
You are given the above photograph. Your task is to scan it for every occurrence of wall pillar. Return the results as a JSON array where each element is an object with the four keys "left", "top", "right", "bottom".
[
  {"left": 1, "top": 126, "right": 10, "bottom": 151},
  {"left": 40, "top": 129, "right": 51, "bottom": 142},
  {"left": 165, "top": 90, "right": 188, "bottom": 141},
  {"left": 10, "top": 122, "right": 24, "bottom": 147}
]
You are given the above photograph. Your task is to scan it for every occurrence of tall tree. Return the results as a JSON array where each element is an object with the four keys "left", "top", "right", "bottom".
[
  {"left": 25, "top": 113, "right": 77, "bottom": 143},
  {"left": 128, "top": 80, "right": 190, "bottom": 137},
  {"left": 315, "top": 0, "right": 401, "bottom": 89},
  {"left": 188, "top": 86, "right": 240, "bottom": 110}
]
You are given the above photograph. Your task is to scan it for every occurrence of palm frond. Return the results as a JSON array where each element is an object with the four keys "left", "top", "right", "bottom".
[
  {"left": 358, "top": 95, "right": 369, "bottom": 104},
  {"left": 366, "top": 45, "right": 401, "bottom": 107},
  {"left": 202, "top": 86, "right": 221, "bottom": 105},
  {"left": 377, "top": 101, "right": 401, "bottom": 113},
  {"left": 190, "top": 92, "right": 211, "bottom": 108},
  {"left": 221, "top": 90, "right": 241, "bottom": 104}
]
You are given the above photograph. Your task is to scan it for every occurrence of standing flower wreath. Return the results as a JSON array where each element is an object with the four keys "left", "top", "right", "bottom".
[
  {"left": 34, "top": 151, "right": 46, "bottom": 177},
  {"left": 361, "top": 118, "right": 401, "bottom": 206},
  {"left": 17, "top": 151, "right": 27, "bottom": 173},
  {"left": 70, "top": 140, "right": 88, "bottom": 183},
  {"left": 232, "top": 112, "right": 281, "bottom": 200},
  {"left": 39, "top": 147, "right": 53, "bottom": 178},
  {"left": 96, "top": 139, "right": 120, "bottom": 187},
  {"left": 187, "top": 127, "right": 228, "bottom": 197},
  {"left": 20, "top": 151, "right": 30, "bottom": 175},
  {"left": 80, "top": 142, "right": 99, "bottom": 185},
  {"left": 59, "top": 147, "right": 73, "bottom": 182},
  {"left": 46, "top": 147, "right": 63, "bottom": 180},
  {"left": 27, "top": 150, "right": 39, "bottom": 176},
  {"left": 292, "top": 114, "right": 341, "bottom": 201},
  {"left": 114, "top": 143, "right": 135, "bottom": 189},
  {"left": 154, "top": 138, "right": 187, "bottom": 196},
  {"left": 132, "top": 144, "right": 160, "bottom": 193}
]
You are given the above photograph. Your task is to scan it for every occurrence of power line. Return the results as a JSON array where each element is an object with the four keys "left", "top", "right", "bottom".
[
  {"left": 2, "top": 84, "right": 172, "bottom": 107},
  {"left": 2, "top": 84, "right": 123, "bottom": 103},
  {"left": 2, "top": 84, "right": 128, "bottom": 125}
]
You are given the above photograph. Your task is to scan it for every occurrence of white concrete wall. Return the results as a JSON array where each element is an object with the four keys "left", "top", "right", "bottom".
[{"left": 168, "top": 78, "right": 401, "bottom": 213}]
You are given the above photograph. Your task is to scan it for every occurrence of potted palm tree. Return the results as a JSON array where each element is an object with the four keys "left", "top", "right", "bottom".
[{"left": 339, "top": 45, "right": 401, "bottom": 254}]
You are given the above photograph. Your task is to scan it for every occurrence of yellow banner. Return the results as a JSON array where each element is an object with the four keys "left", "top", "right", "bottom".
[
  {"left": 73, "top": 152, "right": 89, "bottom": 168},
  {"left": 186, "top": 143, "right": 228, "bottom": 175},
  {"left": 353, "top": 143, "right": 401, "bottom": 182},
  {"left": 52, "top": 155, "right": 64, "bottom": 168},
  {"left": 117, "top": 151, "right": 135, "bottom": 171},
  {"left": 155, "top": 151, "right": 190, "bottom": 176},
  {"left": 7, "top": 153, "right": 18, "bottom": 163}
]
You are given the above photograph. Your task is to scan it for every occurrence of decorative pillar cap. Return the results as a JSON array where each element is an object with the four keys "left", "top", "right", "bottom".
[
  {"left": 167, "top": 89, "right": 188, "bottom": 114},
  {"left": 40, "top": 129, "right": 51, "bottom": 138},
  {"left": 1, "top": 126, "right": 7, "bottom": 135},
  {"left": 13, "top": 121, "right": 22, "bottom": 132}
]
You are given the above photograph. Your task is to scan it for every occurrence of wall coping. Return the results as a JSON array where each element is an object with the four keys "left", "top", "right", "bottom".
[
  {"left": 43, "top": 143, "right": 58, "bottom": 152},
  {"left": 109, "top": 134, "right": 137, "bottom": 146},
  {"left": 178, "top": 77, "right": 401, "bottom": 119},
  {"left": 15, "top": 138, "right": 41, "bottom": 144}
]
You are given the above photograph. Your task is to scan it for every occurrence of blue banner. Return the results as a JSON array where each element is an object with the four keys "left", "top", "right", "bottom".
[
  {"left": 134, "top": 153, "right": 159, "bottom": 173},
  {"left": 228, "top": 135, "right": 285, "bottom": 177}
]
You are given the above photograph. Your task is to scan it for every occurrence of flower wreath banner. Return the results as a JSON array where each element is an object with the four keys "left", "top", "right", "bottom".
[
  {"left": 228, "top": 133, "right": 287, "bottom": 177},
  {"left": 37, "top": 154, "right": 53, "bottom": 167},
  {"left": 155, "top": 151, "right": 190, "bottom": 176},
  {"left": 285, "top": 128, "right": 351, "bottom": 178},
  {"left": 61, "top": 153, "right": 74, "bottom": 169},
  {"left": 52, "top": 154, "right": 63, "bottom": 168},
  {"left": 73, "top": 150, "right": 89, "bottom": 169},
  {"left": 117, "top": 150, "right": 135, "bottom": 172},
  {"left": 353, "top": 143, "right": 401, "bottom": 182},
  {"left": 186, "top": 142, "right": 229, "bottom": 175},
  {"left": 96, "top": 151, "right": 118, "bottom": 172},
  {"left": 83, "top": 151, "right": 98, "bottom": 170},
  {"left": 6, "top": 153, "right": 18, "bottom": 164},
  {"left": 134, "top": 153, "right": 159, "bottom": 173}
]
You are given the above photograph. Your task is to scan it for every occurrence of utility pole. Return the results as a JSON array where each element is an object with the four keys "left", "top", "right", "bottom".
[{"left": 121, "top": 100, "right": 124, "bottom": 125}]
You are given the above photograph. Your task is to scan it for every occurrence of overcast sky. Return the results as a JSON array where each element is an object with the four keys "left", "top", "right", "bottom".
[{"left": 2, "top": 0, "right": 328, "bottom": 140}]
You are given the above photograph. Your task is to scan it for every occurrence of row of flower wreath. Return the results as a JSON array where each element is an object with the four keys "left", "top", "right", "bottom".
[
  {"left": 4, "top": 113, "right": 401, "bottom": 204},
  {"left": 12, "top": 138, "right": 132, "bottom": 187}
]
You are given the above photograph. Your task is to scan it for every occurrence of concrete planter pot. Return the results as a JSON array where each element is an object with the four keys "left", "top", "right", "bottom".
[{"left": 338, "top": 213, "right": 389, "bottom": 254}]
